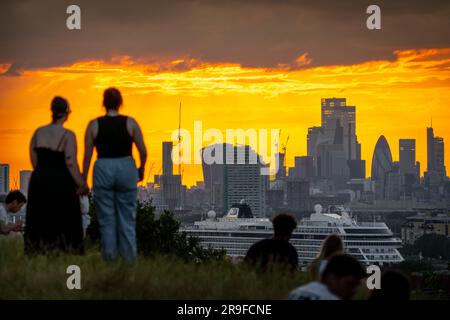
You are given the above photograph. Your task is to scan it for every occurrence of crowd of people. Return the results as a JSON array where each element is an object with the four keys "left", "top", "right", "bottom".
[
  {"left": 0, "top": 88, "right": 410, "bottom": 300},
  {"left": 243, "top": 213, "right": 411, "bottom": 300}
]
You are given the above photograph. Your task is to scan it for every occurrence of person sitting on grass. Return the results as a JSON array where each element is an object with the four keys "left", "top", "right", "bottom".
[
  {"left": 288, "top": 254, "right": 366, "bottom": 300},
  {"left": 244, "top": 212, "right": 298, "bottom": 271},
  {"left": 0, "top": 190, "right": 27, "bottom": 235}
]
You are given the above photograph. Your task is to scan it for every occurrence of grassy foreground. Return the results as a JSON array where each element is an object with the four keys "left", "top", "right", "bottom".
[{"left": 0, "top": 238, "right": 311, "bottom": 299}]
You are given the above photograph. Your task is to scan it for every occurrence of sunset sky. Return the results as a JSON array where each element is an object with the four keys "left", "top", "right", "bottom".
[{"left": 1, "top": 0, "right": 449, "bottom": 188}]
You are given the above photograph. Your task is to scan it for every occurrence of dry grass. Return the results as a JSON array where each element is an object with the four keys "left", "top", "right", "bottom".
[{"left": 0, "top": 238, "right": 310, "bottom": 299}]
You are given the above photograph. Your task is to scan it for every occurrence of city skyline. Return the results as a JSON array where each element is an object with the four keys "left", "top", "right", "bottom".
[{"left": 0, "top": 90, "right": 449, "bottom": 190}]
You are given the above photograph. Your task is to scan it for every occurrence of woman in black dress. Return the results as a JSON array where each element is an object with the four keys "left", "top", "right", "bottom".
[{"left": 24, "top": 97, "right": 88, "bottom": 255}]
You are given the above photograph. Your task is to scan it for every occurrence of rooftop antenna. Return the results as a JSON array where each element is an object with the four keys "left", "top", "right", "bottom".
[
  {"left": 12, "top": 176, "right": 18, "bottom": 190},
  {"left": 178, "top": 101, "right": 182, "bottom": 182}
]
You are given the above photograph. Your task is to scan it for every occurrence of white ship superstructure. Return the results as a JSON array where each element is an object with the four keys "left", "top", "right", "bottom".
[{"left": 181, "top": 203, "right": 404, "bottom": 266}]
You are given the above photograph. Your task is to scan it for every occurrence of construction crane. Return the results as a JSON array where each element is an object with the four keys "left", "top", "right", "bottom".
[
  {"left": 178, "top": 101, "right": 182, "bottom": 183},
  {"left": 144, "top": 162, "right": 155, "bottom": 186},
  {"left": 282, "top": 135, "right": 290, "bottom": 154}
]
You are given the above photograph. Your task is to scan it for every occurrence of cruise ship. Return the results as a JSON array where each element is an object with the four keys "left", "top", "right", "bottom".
[{"left": 181, "top": 201, "right": 404, "bottom": 267}]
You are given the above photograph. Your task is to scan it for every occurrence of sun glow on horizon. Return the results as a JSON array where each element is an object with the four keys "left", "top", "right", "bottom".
[{"left": 1, "top": 48, "right": 449, "bottom": 188}]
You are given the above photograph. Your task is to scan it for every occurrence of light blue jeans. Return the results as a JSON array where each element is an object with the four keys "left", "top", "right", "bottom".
[{"left": 93, "top": 157, "right": 138, "bottom": 262}]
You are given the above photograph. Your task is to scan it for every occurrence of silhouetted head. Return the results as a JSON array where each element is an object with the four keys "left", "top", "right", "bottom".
[
  {"left": 321, "top": 254, "right": 366, "bottom": 300},
  {"left": 272, "top": 212, "right": 297, "bottom": 240},
  {"left": 5, "top": 190, "right": 27, "bottom": 213},
  {"left": 103, "top": 87, "right": 123, "bottom": 111},
  {"left": 318, "top": 234, "right": 344, "bottom": 259},
  {"left": 51, "top": 96, "right": 70, "bottom": 123},
  {"left": 369, "top": 270, "right": 410, "bottom": 301}
]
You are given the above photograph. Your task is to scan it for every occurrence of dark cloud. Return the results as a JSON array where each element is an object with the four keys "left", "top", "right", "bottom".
[{"left": 0, "top": 0, "right": 449, "bottom": 72}]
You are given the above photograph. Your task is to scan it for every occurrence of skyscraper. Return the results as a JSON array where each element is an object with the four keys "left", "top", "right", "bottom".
[
  {"left": 427, "top": 127, "right": 435, "bottom": 172},
  {"left": 158, "top": 141, "right": 183, "bottom": 210},
  {"left": 223, "top": 145, "right": 266, "bottom": 217},
  {"left": 275, "top": 152, "right": 286, "bottom": 180},
  {"left": 286, "top": 178, "right": 310, "bottom": 212},
  {"left": 427, "top": 126, "right": 446, "bottom": 178},
  {"left": 307, "top": 98, "right": 363, "bottom": 189},
  {"left": 162, "top": 141, "right": 173, "bottom": 175},
  {"left": 399, "top": 139, "right": 419, "bottom": 178},
  {"left": 0, "top": 164, "right": 10, "bottom": 195},
  {"left": 201, "top": 143, "right": 226, "bottom": 209},
  {"left": 292, "top": 156, "right": 314, "bottom": 180},
  {"left": 371, "top": 135, "right": 393, "bottom": 199},
  {"left": 320, "top": 98, "right": 360, "bottom": 161},
  {"left": 202, "top": 143, "right": 266, "bottom": 216}
]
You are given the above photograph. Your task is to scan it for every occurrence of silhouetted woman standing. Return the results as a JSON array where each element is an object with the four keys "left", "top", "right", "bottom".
[
  {"left": 83, "top": 88, "right": 147, "bottom": 262},
  {"left": 25, "top": 97, "right": 87, "bottom": 255}
]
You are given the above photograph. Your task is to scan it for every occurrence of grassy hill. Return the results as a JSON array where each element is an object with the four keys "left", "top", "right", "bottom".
[{"left": 0, "top": 238, "right": 311, "bottom": 299}]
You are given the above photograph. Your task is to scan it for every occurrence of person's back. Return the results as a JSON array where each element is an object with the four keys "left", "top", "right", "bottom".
[
  {"left": 94, "top": 115, "right": 133, "bottom": 159},
  {"left": 25, "top": 96, "right": 86, "bottom": 255},
  {"left": 83, "top": 87, "right": 147, "bottom": 262},
  {"left": 288, "top": 281, "right": 339, "bottom": 300},
  {"left": 289, "top": 254, "right": 366, "bottom": 300},
  {"left": 244, "top": 212, "right": 298, "bottom": 271},
  {"left": 245, "top": 238, "right": 298, "bottom": 271}
]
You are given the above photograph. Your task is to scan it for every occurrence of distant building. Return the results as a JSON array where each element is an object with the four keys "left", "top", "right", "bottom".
[
  {"left": 307, "top": 98, "right": 362, "bottom": 190},
  {"left": 427, "top": 126, "right": 446, "bottom": 178},
  {"left": 291, "top": 156, "right": 314, "bottom": 180},
  {"left": 19, "top": 170, "right": 32, "bottom": 197},
  {"left": 0, "top": 164, "right": 10, "bottom": 195},
  {"left": 224, "top": 145, "right": 266, "bottom": 217},
  {"left": 399, "top": 139, "right": 417, "bottom": 176},
  {"left": 266, "top": 189, "right": 284, "bottom": 209},
  {"left": 155, "top": 141, "right": 183, "bottom": 211},
  {"left": 424, "top": 126, "right": 447, "bottom": 203},
  {"left": 285, "top": 178, "right": 310, "bottom": 212},
  {"left": 201, "top": 144, "right": 226, "bottom": 210},
  {"left": 162, "top": 141, "right": 173, "bottom": 175},
  {"left": 202, "top": 144, "right": 266, "bottom": 217},
  {"left": 347, "top": 178, "right": 375, "bottom": 202},
  {"left": 348, "top": 159, "right": 366, "bottom": 179},
  {"left": 320, "top": 98, "right": 360, "bottom": 162},
  {"left": 401, "top": 213, "right": 450, "bottom": 244},
  {"left": 275, "top": 152, "right": 286, "bottom": 180},
  {"left": 371, "top": 135, "right": 393, "bottom": 200}
]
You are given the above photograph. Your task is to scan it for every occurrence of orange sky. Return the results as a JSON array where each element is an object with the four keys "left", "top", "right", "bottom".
[{"left": 0, "top": 48, "right": 449, "bottom": 188}]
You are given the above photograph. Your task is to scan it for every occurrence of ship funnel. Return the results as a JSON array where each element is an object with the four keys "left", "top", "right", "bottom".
[{"left": 314, "top": 204, "right": 323, "bottom": 214}]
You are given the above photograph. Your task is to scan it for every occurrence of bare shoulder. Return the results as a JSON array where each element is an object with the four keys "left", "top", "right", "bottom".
[
  {"left": 126, "top": 116, "right": 139, "bottom": 126},
  {"left": 34, "top": 125, "right": 49, "bottom": 136},
  {"left": 87, "top": 118, "right": 99, "bottom": 129},
  {"left": 65, "top": 129, "right": 77, "bottom": 139}
]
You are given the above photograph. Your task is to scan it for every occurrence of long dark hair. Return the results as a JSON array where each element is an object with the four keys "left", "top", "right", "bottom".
[{"left": 318, "top": 234, "right": 344, "bottom": 259}]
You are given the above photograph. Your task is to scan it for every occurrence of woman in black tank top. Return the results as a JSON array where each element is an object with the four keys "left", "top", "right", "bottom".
[
  {"left": 82, "top": 88, "right": 147, "bottom": 262},
  {"left": 94, "top": 115, "right": 133, "bottom": 158}
]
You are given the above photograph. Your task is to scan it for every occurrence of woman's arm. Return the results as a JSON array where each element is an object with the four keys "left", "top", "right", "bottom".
[
  {"left": 64, "top": 131, "right": 88, "bottom": 192},
  {"left": 128, "top": 118, "right": 147, "bottom": 182},
  {"left": 29, "top": 130, "right": 38, "bottom": 169},
  {"left": 82, "top": 120, "right": 97, "bottom": 181}
]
